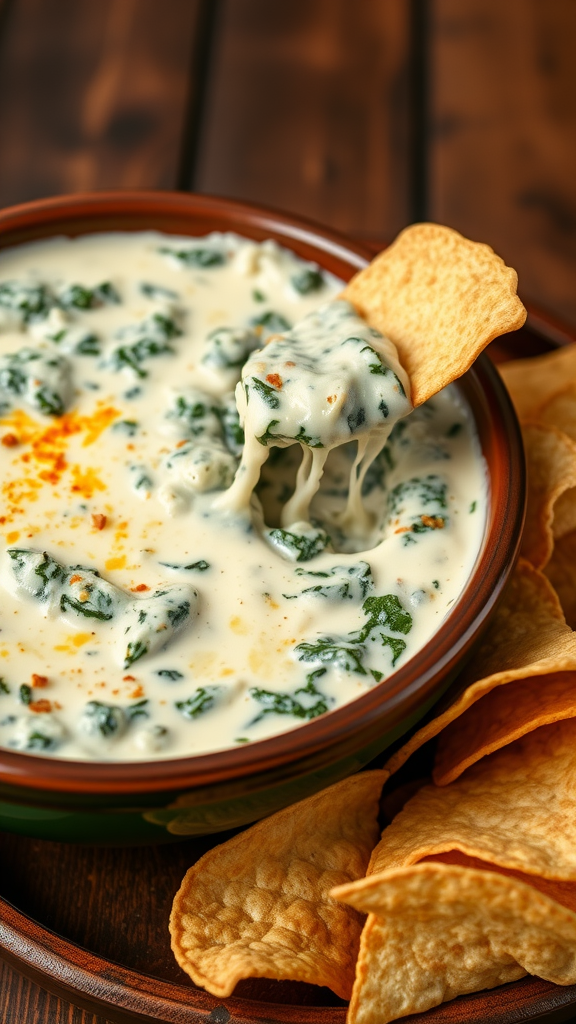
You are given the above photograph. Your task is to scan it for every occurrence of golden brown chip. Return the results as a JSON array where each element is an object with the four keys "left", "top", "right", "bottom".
[
  {"left": 170, "top": 770, "right": 386, "bottom": 999},
  {"left": 522, "top": 423, "right": 576, "bottom": 568},
  {"left": 385, "top": 558, "right": 576, "bottom": 778},
  {"left": 537, "top": 382, "right": 576, "bottom": 443},
  {"left": 342, "top": 224, "right": 526, "bottom": 407},
  {"left": 553, "top": 488, "right": 576, "bottom": 540},
  {"left": 499, "top": 345, "right": 576, "bottom": 422},
  {"left": 334, "top": 862, "right": 576, "bottom": 1024},
  {"left": 366, "top": 718, "right": 576, "bottom": 880},
  {"left": 546, "top": 529, "right": 576, "bottom": 628},
  {"left": 434, "top": 671, "right": 576, "bottom": 784}
]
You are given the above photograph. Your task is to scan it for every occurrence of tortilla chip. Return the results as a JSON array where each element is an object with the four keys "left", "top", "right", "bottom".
[
  {"left": 522, "top": 423, "right": 576, "bottom": 568},
  {"left": 170, "top": 770, "right": 386, "bottom": 999},
  {"left": 537, "top": 382, "right": 576, "bottom": 443},
  {"left": 342, "top": 224, "right": 526, "bottom": 407},
  {"left": 553, "top": 488, "right": 576, "bottom": 540},
  {"left": 385, "top": 558, "right": 576, "bottom": 777},
  {"left": 434, "top": 671, "right": 576, "bottom": 784},
  {"left": 499, "top": 345, "right": 576, "bottom": 421},
  {"left": 420, "top": 851, "right": 576, "bottom": 914},
  {"left": 335, "top": 862, "right": 576, "bottom": 1024},
  {"left": 546, "top": 530, "right": 576, "bottom": 629},
  {"left": 368, "top": 718, "right": 576, "bottom": 880}
]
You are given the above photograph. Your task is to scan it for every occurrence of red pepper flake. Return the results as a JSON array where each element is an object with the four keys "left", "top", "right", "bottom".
[
  {"left": 176, "top": 439, "right": 188, "bottom": 448},
  {"left": 69, "top": 574, "right": 82, "bottom": 584},
  {"left": 1, "top": 433, "right": 19, "bottom": 447},
  {"left": 123, "top": 675, "right": 136, "bottom": 682},
  {"left": 284, "top": 361, "right": 296, "bottom": 367},
  {"left": 29, "top": 699, "right": 52, "bottom": 713},
  {"left": 91, "top": 513, "right": 107, "bottom": 530},
  {"left": 421, "top": 515, "right": 445, "bottom": 529},
  {"left": 327, "top": 395, "right": 337, "bottom": 404},
  {"left": 266, "top": 373, "right": 283, "bottom": 389},
  {"left": 31, "top": 674, "right": 48, "bottom": 688},
  {"left": 130, "top": 685, "right": 144, "bottom": 699},
  {"left": 131, "top": 583, "right": 150, "bottom": 592},
  {"left": 394, "top": 526, "right": 411, "bottom": 534}
]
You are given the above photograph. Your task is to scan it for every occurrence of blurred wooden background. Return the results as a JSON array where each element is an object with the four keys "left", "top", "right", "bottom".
[
  {"left": 0, "top": 1, "right": 574, "bottom": 1020},
  {"left": 0, "top": 0, "right": 574, "bottom": 326}
]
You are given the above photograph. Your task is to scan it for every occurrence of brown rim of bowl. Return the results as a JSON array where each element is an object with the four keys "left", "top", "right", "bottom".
[{"left": 0, "top": 190, "right": 526, "bottom": 796}]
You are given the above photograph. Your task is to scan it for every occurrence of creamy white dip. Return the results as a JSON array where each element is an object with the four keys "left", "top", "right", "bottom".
[{"left": 0, "top": 231, "right": 486, "bottom": 760}]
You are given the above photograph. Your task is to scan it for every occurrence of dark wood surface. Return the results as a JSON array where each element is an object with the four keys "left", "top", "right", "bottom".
[{"left": 0, "top": 2, "right": 575, "bottom": 1021}]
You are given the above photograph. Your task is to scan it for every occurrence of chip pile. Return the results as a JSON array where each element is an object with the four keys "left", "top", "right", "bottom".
[{"left": 169, "top": 235, "right": 576, "bottom": 1020}]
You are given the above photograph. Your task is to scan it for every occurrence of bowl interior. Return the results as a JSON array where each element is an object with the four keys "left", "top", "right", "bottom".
[{"left": 0, "top": 190, "right": 526, "bottom": 797}]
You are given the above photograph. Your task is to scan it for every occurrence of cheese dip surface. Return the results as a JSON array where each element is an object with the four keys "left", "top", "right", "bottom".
[{"left": 0, "top": 231, "right": 486, "bottom": 761}]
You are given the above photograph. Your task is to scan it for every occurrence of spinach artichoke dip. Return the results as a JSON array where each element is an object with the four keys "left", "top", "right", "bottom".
[{"left": 0, "top": 231, "right": 486, "bottom": 760}]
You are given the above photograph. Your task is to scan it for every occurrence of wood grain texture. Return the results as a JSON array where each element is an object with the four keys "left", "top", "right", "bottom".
[
  {"left": 430, "top": 0, "right": 576, "bottom": 328},
  {"left": 0, "top": 0, "right": 204, "bottom": 205},
  {"left": 0, "top": 960, "right": 112, "bottom": 1023},
  {"left": 195, "top": 0, "right": 411, "bottom": 239}
]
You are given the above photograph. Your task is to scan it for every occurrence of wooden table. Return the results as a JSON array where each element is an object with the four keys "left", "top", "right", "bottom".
[{"left": 0, "top": 2, "right": 575, "bottom": 1020}]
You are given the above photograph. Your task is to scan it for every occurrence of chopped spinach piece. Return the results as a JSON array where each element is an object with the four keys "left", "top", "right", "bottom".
[
  {"left": 112, "top": 419, "right": 139, "bottom": 437},
  {"left": 290, "top": 267, "right": 324, "bottom": 294},
  {"left": 74, "top": 333, "right": 101, "bottom": 356},
  {"left": 19, "top": 684, "right": 32, "bottom": 705},
  {"left": 126, "top": 699, "right": 149, "bottom": 721},
  {"left": 388, "top": 475, "right": 447, "bottom": 515},
  {"left": 159, "top": 560, "right": 210, "bottom": 572},
  {"left": 0, "top": 281, "right": 53, "bottom": 323},
  {"left": 249, "top": 376, "right": 281, "bottom": 409},
  {"left": 176, "top": 686, "right": 221, "bottom": 719},
  {"left": 165, "top": 389, "right": 222, "bottom": 440},
  {"left": 58, "top": 281, "right": 119, "bottom": 310},
  {"left": 252, "top": 289, "right": 266, "bottom": 302},
  {"left": 447, "top": 422, "right": 463, "bottom": 437},
  {"left": 352, "top": 594, "right": 412, "bottom": 643},
  {"left": 266, "top": 526, "right": 331, "bottom": 562},
  {"left": 156, "top": 669, "right": 184, "bottom": 681},
  {"left": 8, "top": 549, "right": 67, "bottom": 603},
  {"left": 285, "top": 561, "right": 373, "bottom": 602},
  {"left": 129, "top": 464, "right": 153, "bottom": 494},
  {"left": 470, "top": 500, "right": 477, "bottom": 513},
  {"left": 122, "top": 585, "right": 197, "bottom": 668},
  {"left": 294, "top": 637, "right": 367, "bottom": 675},
  {"left": 158, "top": 245, "right": 225, "bottom": 268},
  {"left": 248, "top": 684, "right": 329, "bottom": 723},
  {"left": 60, "top": 572, "right": 118, "bottom": 621},
  {"left": 110, "top": 312, "right": 182, "bottom": 378},
  {"left": 217, "top": 395, "right": 245, "bottom": 456},
  {"left": 80, "top": 700, "right": 126, "bottom": 739},
  {"left": 140, "top": 281, "right": 178, "bottom": 300},
  {"left": 379, "top": 635, "right": 407, "bottom": 666},
  {"left": 0, "top": 347, "right": 72, "bottom": 417},
  {"left": 0, "top": 678, "right": 10, "bottom": 695},
  {"left": 202, "top": 326, "right": 260, "bottom": 371},
  {"left": 249, "top": 310, "right": 291, "bottom": 338}
]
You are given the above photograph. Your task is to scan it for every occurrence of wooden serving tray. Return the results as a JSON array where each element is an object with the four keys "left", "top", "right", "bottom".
[{"left": 2, "top": 305, "right": 576, "bottom": 1024}]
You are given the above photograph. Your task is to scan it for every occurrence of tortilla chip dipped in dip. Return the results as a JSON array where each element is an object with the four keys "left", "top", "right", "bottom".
[
  {"left": 332, "top": 719, "right": 576, "bottom": 1024},
  {"left": 170, "top": 770, "right": 386, "bottom": 998}
]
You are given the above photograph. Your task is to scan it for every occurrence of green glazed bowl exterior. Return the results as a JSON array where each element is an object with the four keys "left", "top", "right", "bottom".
[{"left": 0, "top": 190, "right": 525, "bottom": 844}]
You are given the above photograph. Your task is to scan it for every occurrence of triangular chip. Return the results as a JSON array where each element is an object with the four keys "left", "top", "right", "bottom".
[
  {"left": 499, "top": 345, "right": 576, "bottom": 421},
  {"left": 537, "top": 382, "right": 576, "bottom": 442},
  {"left": 170, "top": 770, "right": 386, "bottom": 999},
  {"left": 522, "top": 423, "right": 576, "bottom": 568},
  {"left": 384, "top": 559, "right": 576, "bottom": 777},
  {"left": 342, "top": 223, "right": 526, "bottom": 407},
  {"left": 364, "top": 719, "right": 576, "bottom": 880},
  {"left": 334, "top": 862, "right": 576, "bottom": 1024},
  {"left": 546, "top": 529, "right": 576, "bottom": 629},
  {"left": 434, "top": 671, "right": 576, "bottom": 784}
]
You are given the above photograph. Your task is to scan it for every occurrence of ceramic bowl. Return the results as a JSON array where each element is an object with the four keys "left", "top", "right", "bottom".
[{"left": 0, "top": 190, "right": 525, "bottom": 844}]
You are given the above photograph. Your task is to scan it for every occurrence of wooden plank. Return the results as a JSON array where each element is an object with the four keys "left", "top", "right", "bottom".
[
  {"left": 0, "top": 0, "right": 205, "bottom": 206},
  {"left": 194, "top": 0, "right": 411, "bottom": 240},
  {"left": 430, "top": 0, "right": 576, "bottom": 328}
]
